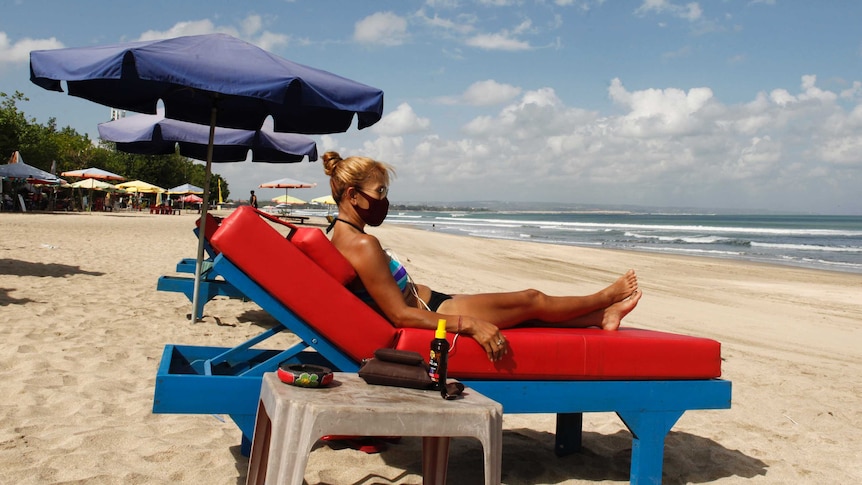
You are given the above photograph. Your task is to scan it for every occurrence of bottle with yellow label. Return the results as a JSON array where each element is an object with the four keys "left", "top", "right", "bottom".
[{"left": 428, "top": 319, "right": 449, "bottom": 393}]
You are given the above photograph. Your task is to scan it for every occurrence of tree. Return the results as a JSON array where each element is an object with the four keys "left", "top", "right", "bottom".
[
  {"left": 1, "top": 90, "right": 228, "bottom": 199},
  {"left": 0, "top": 91, "right": 33, "bottom": 163}
]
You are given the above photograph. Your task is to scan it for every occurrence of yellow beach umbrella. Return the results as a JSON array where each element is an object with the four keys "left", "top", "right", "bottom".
[
  {"left": 310, "top": 195, "right": 336, "bottom": 205},
  {"left": 272, "top": 194, "right": 306, "bottom": 204},
  {"left": 116, "top": 180, "right": 167, "bottom": 206},
  {"left": 69, "top": 179, "right": 119, "bottom": 191},
  {"left": 116, "top": 179, "right": 166, "bottom": 193}
]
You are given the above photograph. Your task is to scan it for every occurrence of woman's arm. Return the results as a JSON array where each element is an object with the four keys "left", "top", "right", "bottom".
[
  {"left": 341, "top": 232, "right": 508, "bottom": 361},
  {"left": 344, "top": 233, "right": 441, "bottom": 330}
]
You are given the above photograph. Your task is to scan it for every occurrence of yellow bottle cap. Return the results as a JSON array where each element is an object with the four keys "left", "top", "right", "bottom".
[{"left": 435, "top": 319, "right": 447, "bottom": 339}]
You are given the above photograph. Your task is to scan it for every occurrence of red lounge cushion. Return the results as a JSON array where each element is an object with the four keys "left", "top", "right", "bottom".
[
  {"left": 250, "top": 208, "right": 357, "bottom": 286},
  {"left": 392, "top": 327, "right": 722, "bottom": 380},
  {"left": 195, "top": 213, "right": 222, "bottom": 253},
  {"left": 285, "top": 222, "right": 356, "bottom": 286},
  {"left": 211, "top": 207, "right": 396, "bottom": 361}
]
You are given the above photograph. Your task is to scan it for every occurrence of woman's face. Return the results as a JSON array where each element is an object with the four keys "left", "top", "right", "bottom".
[
  {"left": 357, "top": 172, "right": 389, "bottom": 201},
  {"left": 353, "top": 171, "right": 390, "bottom": 226}
]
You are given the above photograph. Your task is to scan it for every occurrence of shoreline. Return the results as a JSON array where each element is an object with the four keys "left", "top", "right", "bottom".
[
  {"left": 381, "top": 209, "right": 862, "bottom": 277},
  {"left": 1, "top": 211, "right": 860, "bottom": 483},
  {"left": 21, "top": 206, "right": 862, "bottom": 275},
  {"left": 10, "top": 207, "right": 857, "bottom": 274},
  {"left": 384, "top": 216, "right": 862, "bottom": 278}
]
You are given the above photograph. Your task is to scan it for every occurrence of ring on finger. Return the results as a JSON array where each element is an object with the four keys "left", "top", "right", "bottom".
[{"left": 497, "top": 338, "right": 504, "bottom": 345}]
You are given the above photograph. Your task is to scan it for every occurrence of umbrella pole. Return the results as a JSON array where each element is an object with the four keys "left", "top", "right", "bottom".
[{"left": 191, "top": 103, "right": 218, "bottom": 322}]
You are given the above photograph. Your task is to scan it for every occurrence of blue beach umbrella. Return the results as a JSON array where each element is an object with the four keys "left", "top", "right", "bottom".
[
  {"left": 0, "top": 151, "right": 65, "bottom": 185},
  {"left": 0, "top": 161, "right": 64, "bottom": 184},
  {"left": 30, "top": 33, "right": 384, "bottom": 133},
  {"left": 98, "top": 111, "right": 318, "bottom": 164},
  {"left": 166, "top": 183, "right": 204, "bottom": 209},
  {"left": 31, "top": 33, "right": 384, "bottom": 321}
]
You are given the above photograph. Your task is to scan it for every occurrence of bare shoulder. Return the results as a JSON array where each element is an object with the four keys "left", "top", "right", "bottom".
[{"left": 333, "top": 231, "right": 385, "bottom": 266}]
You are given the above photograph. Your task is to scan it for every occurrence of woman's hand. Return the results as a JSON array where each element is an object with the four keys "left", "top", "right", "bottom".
[{"left": 463, "top": 316, "right": 507, "bottom": 362}]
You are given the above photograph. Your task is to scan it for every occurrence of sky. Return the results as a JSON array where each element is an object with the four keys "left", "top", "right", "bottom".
[{"left": 1, "top": 0, "right": 861, "bottom": 214}]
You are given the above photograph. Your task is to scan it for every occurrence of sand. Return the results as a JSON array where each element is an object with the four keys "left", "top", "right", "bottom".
[{"left": 0, "top": 210, "right": 859, "bottom": 484}]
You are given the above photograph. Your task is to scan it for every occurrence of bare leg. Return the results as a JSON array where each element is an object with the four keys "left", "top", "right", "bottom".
[
  {"left": 600, "top": 269, "right": 639, "bottom": 304},
  {"left": 576, "top": 289, "right": 641, "bottom": 330},
  {"left": 439, "top": 270, "right": 638, "bottom": 328}
]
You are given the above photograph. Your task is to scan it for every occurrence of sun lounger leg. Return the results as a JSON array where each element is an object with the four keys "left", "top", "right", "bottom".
[
  {"left": 617, "top": 409, "right": 684, "bottom": 485},
  {"left": 230, "top": 413, "right": 256, "bottom": 456},
  {"left": 554, "top": 412, "right": 583, "bottom": 456}
]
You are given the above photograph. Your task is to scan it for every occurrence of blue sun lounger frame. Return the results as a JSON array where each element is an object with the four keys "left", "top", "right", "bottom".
[
  {"left": 153, "top": 253, "right": 732, "bottom": 484},
  {"left": 155, "top": 228, "right": 246, "bottom": 319}
]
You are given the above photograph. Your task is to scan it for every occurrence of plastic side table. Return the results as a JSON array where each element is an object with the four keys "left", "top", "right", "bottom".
[{"left": 246, "top": 372, "right": 503, "bottom": 485}]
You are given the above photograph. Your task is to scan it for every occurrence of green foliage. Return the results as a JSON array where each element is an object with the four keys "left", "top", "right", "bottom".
[{"left": 0, "top": 91, "right": 230, "bottom": 200}]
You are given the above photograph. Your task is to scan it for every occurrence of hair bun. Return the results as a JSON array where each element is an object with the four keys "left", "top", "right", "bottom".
[{"left": 322, "top": 151, "right": 343, "bottom": 176}]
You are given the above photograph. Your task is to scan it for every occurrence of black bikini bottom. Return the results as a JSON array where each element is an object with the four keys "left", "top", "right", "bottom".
[{"left": 427, "top": 290, "right": 453, "bottom": 312}]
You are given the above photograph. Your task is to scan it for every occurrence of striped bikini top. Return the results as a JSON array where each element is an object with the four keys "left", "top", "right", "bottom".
[{"left": 353, "top": 250, "right": 410, "bottom": 304}]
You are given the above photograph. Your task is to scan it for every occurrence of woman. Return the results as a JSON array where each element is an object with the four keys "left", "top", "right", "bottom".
[{"left": 323, "top": 151, "right": 641, "bottom": 362}]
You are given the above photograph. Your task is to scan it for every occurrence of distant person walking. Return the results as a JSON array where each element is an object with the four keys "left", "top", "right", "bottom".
[{"left": 250, "top": 190, "right": 258, "bottom": 209}]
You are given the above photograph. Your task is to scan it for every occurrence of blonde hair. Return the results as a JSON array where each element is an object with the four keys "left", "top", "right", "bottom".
[{"left": 322, "top": 151, "right": 395, "bottom": 202}]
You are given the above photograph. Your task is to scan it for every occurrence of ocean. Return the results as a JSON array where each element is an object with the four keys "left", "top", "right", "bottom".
[{"left": 381, "top": 211, "right": 862, "bottom": 275}]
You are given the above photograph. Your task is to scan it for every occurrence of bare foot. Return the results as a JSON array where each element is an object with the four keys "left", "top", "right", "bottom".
[
  {"left": 601, "top": 269, "right": 638, "bottom": 304},
  {"left": 601, "top": 289, "right": 642, "bottom": 331}
]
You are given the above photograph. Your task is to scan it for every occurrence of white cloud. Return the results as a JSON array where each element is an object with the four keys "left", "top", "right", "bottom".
[
  {"left": 464, "top": 20, "right": 534, "bottom": 51},
  {"left": 240, "top": 15, "right": 263, "bottom": 37},
  {"left": 462, "top": 80, "right": 522, "bottom": 106},
  {"left": 478, "top": 0, "right": 517, "bottom": 6},
  {"left": 798, "top": 74, "right": 838, "bottom": 103},
  {"left": 0, "top": 32, "right": 64, "bottom": 65},
  {"left": 512, "top": 19, "right": 534, "bottom": 35},
  {"left": 464, "top": 87, "right": 578, "bottom": 138},
  {"left": 424, "top": 0, "right": 461, "bottom": 8},
  {"left": 682, "top": 3, "right": 703, "bottom": 21},
  {"left": 465, "top": 32, "right": 530, "bottom": 51},
  {"left": 767, "top": 75, "right": 840, "bottom": 107},
  {"left": 371, "top": 103, "right": 431, "bottom": 136},
  {"left": 354, "top": 12, "right": 409, "bottom": 46},
  {"left": 416, "top": 9, "right": 476, "bottom": 35},
  {"left": 816, "top": 136, "right": 862, "bottom": 165},
  {"left": 138, "top": 20, "right": 229, "bottom": 41},
  {"left": 387, "top": 73, "right": 860, "bottom": 211},
  {"left": 254, "top": 32, "right": 289, "bottom": 51},
  {"left": 136, "top": 16, "right": 288, "bottom": 51},
  {"left": 361, "top": 135, "right": 406, "bottom": 165},
  {"left": 608, "top": 77, "right": 714, "bottom": 136},
  {"left": 769, "top": 88, "right": 796, "bottom": 106},
  {"left": 417, "top": 10, "right": 533, "bottom": 52},
  {"left": 722, "top": 136, "right": 781, "bottom": 179},
  {"left": 840, "top": 81, "right": 862, "bottom": 99},
  {"left": 635, "top": 0, "right": 703, "bottom": 21},
  {"left": 407, "top": 135, "right": 496, "bottom": 185}
]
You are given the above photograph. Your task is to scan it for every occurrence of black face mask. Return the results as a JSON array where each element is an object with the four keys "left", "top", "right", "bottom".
[{"left": 355, "top": 190, "right": 390, "bottom": 226}]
